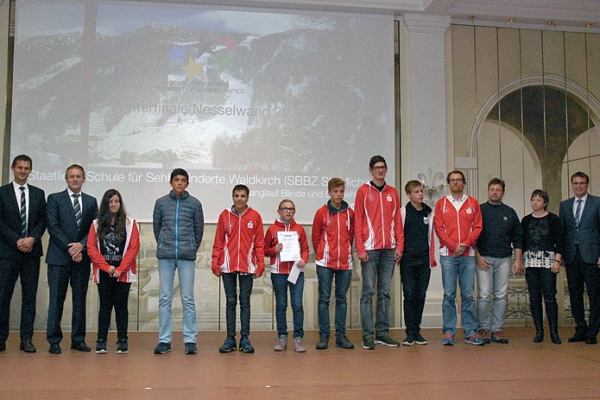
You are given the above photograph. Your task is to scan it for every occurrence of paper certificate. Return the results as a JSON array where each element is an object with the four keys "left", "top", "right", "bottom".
[
  {"left": 287, "top": 261, "right": 303, "bottom": 284},
  {"left": 277, "top": 231, "right": 301, "bottom": 262}
]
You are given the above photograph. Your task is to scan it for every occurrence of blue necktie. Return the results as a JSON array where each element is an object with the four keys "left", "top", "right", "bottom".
[
  {"left": 574, "top": 199, "right": 582, "bottom": 226},
  {"left": 20, "top": 186, "right": 27, "bottom": 237}
]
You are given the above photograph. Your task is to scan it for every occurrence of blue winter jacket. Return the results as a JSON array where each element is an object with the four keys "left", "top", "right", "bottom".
[{"left": 153, "top": 191, "right": 204, "bottom": 261}]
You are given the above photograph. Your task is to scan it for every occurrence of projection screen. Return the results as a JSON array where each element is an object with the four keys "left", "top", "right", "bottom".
[{"left": 11, "top": 0, "right": 395, "bottom": 223}]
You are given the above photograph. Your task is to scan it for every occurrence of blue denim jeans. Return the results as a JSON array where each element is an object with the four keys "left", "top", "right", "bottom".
[
  {"left": 476, "top": 256, "right": 511, "bottom": 332},
  {"left": 158, "top": 259, "right": 197, "bottom": 344},
  {"left": 271, "top": 272, "right": 304, "bottom": 338},
  {"left": 222, "top": 273, "right": 254, "bottom": 337},
  {"left": 400, "top": 262, "right": 431, "bottom": 336},
  {"left": 317, "top": 266, "right": 352, "bottom": 338},
  {"left": 360, "top": 249, "right": 396, "bottom": 339},
  {"left": 440, "top": 255, "right": 477, "bottom": 337}
]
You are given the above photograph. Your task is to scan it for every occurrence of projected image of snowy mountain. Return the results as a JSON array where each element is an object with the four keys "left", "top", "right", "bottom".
[{"left": 12, "top": 3, "right": 393, "bottom": 176}]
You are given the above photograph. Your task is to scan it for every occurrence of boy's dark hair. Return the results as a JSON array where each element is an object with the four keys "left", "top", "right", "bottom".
[
  {"left": 328, "top": 178, "right": 345, "bottom": 191},
  {"left": 170, "top": 168, "right": 189, "bottom": 181},
  {"left": 232, "top": 184, "right": 249, "bottom": 196},
  {"left": 531, "top": 189, "right": 549, "bottom": 210},
  {"left": 404, "top": 180, "right": 423, "bottom": 194},
  {"left": 11, "top": 154, "right": 32, "bottom": 169},
  {"left": 369, "top": 155, "right": 387, "bottom": 169},
  {"left": 571, "top": 171, "right": 589, "bottom": 184},
  {"left": 446, "top": 170, "right": 466, "bottom": 184},
  {"left": 488, "top": 178, "right": 505, "bottom": 192},
  {"left": 64, "top": 164, "right": 85, "bottom": 179}
]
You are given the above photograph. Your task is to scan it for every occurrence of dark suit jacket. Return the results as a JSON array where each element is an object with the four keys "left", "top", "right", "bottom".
[
  {"left": 560, "top": 194, "right": 600, "bottom": 265},
  {"left": 45, "top": 190, "right": 98, "bottom": 266},
  {"left": 0, "top": 182, "right": 47, "bottom": 258}
]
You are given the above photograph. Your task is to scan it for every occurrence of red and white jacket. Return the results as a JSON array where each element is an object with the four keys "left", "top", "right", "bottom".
[
  {"left": 401, "top": 206, "right": 437, "bottom": 268},
  {"left": 434, "top": 194, "right": 483, "bottom": 257},
  {"left": 312, "top": 201, "right": 354, "bottom": 270},
  {"left": 264, "top": 219, "right": 309, "bottom": 274},
  {"left": 212, "top": 207, "right": 265, "bottom": 275},
  {"left": 88, "top": 216, "right": 139, "bottom": 284},
  {"left": 354, "top": 182, "right": 404, "bottom": 255}
]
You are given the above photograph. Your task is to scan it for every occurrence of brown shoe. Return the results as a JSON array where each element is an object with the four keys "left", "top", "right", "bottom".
[{"left": 20, "top": 339, "right": 37, "bottom": 353}]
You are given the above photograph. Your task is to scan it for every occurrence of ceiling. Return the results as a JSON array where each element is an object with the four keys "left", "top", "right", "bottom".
[{"left": 158, "top": 0, "right": 600, "bottom": 32}]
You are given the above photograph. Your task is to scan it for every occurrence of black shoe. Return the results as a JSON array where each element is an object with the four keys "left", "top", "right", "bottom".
[
  {"left": 568, "top": 331, "right": 587, "bottom": 343},
  {"left": 550, "top": 331, "right": 562, "bottom": 345},
  {"left": 0, "top": 342, "right": 6, "bottom": 352},
  {"left": 116, "top": 341, "right": 128, "bottom": 354},
  {"left": 586, "top": 336, "right": 598, "bottom": 345},
  {"left": 20, "top": 339, "right": 37, "bottom": 353},
  {"left": 533, "top": 332, "right": 544, "bottom": 343},
  {"left": 71, "top": 342, "right": 91, "bottom": 352},
  {"left": 95, "top": 341, "right": 107, "bottom": 354},
  {"left": 49, "top": 343, "right": 61, "bottom": 354},
  {"left": 154, "top": 342, "right": 172, "bottom": 354},
  {"left": 316, "top": 335, "right": 329, "bottom": 350},
  {"left": 335, "top": 336, "right": 354, "bottom": 349}
]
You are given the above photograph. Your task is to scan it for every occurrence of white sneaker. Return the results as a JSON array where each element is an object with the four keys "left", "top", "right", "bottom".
[
  {"left": 294, "top": 337, "right": 306, "bottom": 353},
  {"left": 274, "top": 335, "right": 288, "bottom": 351}
]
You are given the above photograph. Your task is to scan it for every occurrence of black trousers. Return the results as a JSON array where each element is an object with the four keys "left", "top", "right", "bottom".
[
  {"left": 0, "top": 254, "right": 40, "bottom": 343},
  {"left": 566, "top": 248, "right": 600, "bottom": 336},
  {"left": 96, "top": 270, "right": 131, "bottom": 343},
  {"left": 46, "top": 261, "right": 90, "bottom": 345}
]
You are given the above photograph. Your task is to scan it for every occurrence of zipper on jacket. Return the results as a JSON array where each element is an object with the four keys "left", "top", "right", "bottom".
[{"left": 175, "top": 198, "right": 180, "bottom": 260}]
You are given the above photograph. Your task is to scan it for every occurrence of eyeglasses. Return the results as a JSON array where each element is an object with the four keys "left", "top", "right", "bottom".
[
  {"left": 372, "top": 165, "right": 386, "bottom": 171},
  {"left": 449, "top": 178, "right": 464, "bottom": 183},
  {"left": 279, "top": 207, "right": 295, "bottom": 212},
  {"left": 572, "top": 181, "right": 588, "bottom": 186}
]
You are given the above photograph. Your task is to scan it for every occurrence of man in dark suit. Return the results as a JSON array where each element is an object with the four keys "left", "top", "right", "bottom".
[
  {"left": 0, "top": 155, "right": 47, "bottom": 353},
  {"left": 560, "top": 171, "right": 600, "bottom": 345},
  {"left": 46, "top": 164, "right": 97, "bottom": 354}
]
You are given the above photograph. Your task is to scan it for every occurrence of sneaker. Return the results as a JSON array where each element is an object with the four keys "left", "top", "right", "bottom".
[
  {"left": 116, "top": 341, "right": 128, "bottom": 354},
  {"left": 219, "top": 337, "right": 237, "bottom": 353},
  {"left": 402, "top": 336, "right": 415, "bottom": 346},
  {"left": 185, "top": 342, "right": 197, "bottom": 354},
  {"left": 414, "top": 333, "right": 428, "bottom": 345},
  {"left": 464, "top": 333, "right": 485, "bottom": 345},
  {"left": 293, "top": 337, "right": 306, "bottom": 353},
  {"left": 362, "top": 337, "right": 375, "bottom": 350},
  {"left": 316, "top": 335, "right": 329, "bottom": 350},
  {"left": 478, "top": 329, "right": 491, "bottom": 344},
  {"left": 95, "top": 341, "right": 107, "bottom": 354},
  {"left": 274, "top": 335, "right": 288, "bottom": 351},
  {"left": 239, "top": 336, "right": 255, "bottom": 353},
  {"left": 375, "top": 334, "right": 400, "bottom": 347},
  {"left": 335, "top": 336, "right": 354, "bottom": 349},
  {"left": 154, "top": 342, "right": 171, "bottom": 354},
  {"left": 443, "top": 333, "right": 455, "bottom": 346},
  {"left": 491, "top": 331, "right": 509, "bottom": 344}
]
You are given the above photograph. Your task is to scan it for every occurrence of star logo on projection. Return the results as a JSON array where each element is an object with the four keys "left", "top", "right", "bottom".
[
  {"left": 180, "top": 56, "right": 206, "bottom": 80},
  {"left": 214, "top": 53, "right": 233, "bottom": 73},
  {"left": 169, "top": 44, "right": 186, "bottom": 64},
  {"left": 221, "top": 37, "right": 238, "bottom": 52}
]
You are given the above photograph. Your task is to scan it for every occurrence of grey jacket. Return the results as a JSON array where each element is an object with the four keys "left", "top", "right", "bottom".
[{"left": 153, "top": 191, "right": 204, "bottom": 261}]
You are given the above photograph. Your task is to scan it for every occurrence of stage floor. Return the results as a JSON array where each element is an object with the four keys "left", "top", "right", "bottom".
[{"left": 1, "top": 327, "right": 600, "bottom": 399}]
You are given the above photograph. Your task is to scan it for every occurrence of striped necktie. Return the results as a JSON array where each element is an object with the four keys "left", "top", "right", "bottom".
[
  {"left": 72, "top": 194, "right": 82, "bottom": 228},
  {"left": 574, "top": 199, "right": 582, "bottom": 226},
  {"left": 20, "top": 186, "right": 27, "bottom": 237}
]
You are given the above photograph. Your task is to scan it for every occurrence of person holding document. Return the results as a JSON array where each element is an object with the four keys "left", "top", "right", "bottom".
[{"left": 264, "top": 199, "right": 309, "bottom": 352}]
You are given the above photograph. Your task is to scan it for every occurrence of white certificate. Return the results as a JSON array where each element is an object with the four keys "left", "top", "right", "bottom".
[
  {"left": 287, "top": 261, "right": 303, "bottom": 284},
  {"left": 277, "top": 231, "right": 301, "bottom": 262}
]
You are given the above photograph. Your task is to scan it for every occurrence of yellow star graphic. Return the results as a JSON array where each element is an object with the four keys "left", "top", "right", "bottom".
[{"left": 180, "top": 56, "right": 206, "bottom": 80}]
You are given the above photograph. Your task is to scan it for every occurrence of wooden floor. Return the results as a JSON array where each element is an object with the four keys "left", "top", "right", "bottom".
[{"left": 1, "top": 327, "right": 600, "bottom": 399}]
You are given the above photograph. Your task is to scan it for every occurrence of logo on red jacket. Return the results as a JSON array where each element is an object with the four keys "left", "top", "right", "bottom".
[
  {"left": 387, "top": 194, "right": 392, "bottom": 202},
  {"left": 247, "top": 221, "right": 254, "bottom": 229}
]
